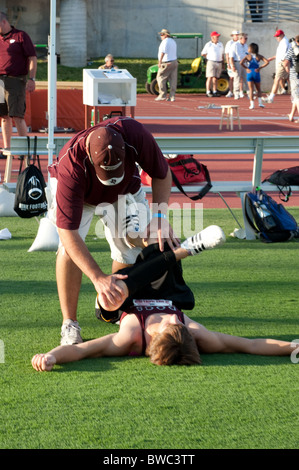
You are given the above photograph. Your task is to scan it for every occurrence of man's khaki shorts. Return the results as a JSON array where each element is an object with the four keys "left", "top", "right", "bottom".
[
  {"left": 49, "top": 184, "right": 151, "bottom": 265},
  {"left": 206, "top": 60, "right": 222, "bottom": 78},
  {"left": 276, "top": 62, "right": 288, "bottom": 80},
  {"left": 0, "top": 75, "right": 26, "bottom": 118}
]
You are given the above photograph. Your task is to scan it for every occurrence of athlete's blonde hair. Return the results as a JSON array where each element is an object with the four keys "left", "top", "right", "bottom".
[{"left": 146, "top": 324, "right": 201, "bottom": 366}]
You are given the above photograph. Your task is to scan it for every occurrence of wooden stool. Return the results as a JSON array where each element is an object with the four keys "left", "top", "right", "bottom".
[{"left": 219, "top": 105, "right": 241, "bottom": 131}]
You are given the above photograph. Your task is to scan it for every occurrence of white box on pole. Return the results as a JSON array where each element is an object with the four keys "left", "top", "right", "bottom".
[{"left": 83, "top": 69, "right": 136, "bottom": 106}]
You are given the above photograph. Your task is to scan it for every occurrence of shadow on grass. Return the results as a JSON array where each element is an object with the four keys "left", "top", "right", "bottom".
[
  {"left": 190, "top": 314, "right": 299, "bottom": 326},
  {"left": 216, "top": 240, "right": 299, "bottom": 250},
  {"left": 0, "top": 279, "right": 95, "bottom": 295},
  {"left": 50, "top": 344, "right": 296, "bottom": 373},
  {"left": 200, "top": 353, "right": 295, "bottom": 367},
  {"left": 53, "top": 355, "right": 139, "bottom": 373}
]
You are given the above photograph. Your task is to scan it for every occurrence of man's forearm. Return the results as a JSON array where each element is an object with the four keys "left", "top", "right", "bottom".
[
  {"left": 58, "top": 228, "right": 104, "bottom": 284},
  {"left": 151, "top": 167, "right": 172, "bottom": 213}
]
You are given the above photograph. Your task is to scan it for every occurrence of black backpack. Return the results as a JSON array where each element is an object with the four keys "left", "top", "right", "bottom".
[
  {"left": 262, "top": 166, "right": 299, "bottom": 202},
  {"left": 14, "top": 137, "right": 48, "bottom": 218},
  {"left": 244, "top": 189, "right": 298, "bottom": 243}
]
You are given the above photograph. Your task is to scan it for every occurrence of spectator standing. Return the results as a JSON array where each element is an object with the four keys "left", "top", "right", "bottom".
[
  {"left": 283, "top": 35, "right": 299, "bottom": 122},
  {"left": 98, "top": 54, "right": 118, "bottom": 70},
  {"left": 229, "top": 33, "right": 249, "bottom": 99},
  {"left": 201, "top": 31, "right": 224, "bottom": 97},
  {"left": 155, "top": 29, "right": 178, "bottom": 102},
  {"left": 262, "top": 30, "right": 290, "bottom": 104},
  {"left": 224, "top": 30, "right": 240, "bottom": 98},
  {"left": 0, "top": 11, "right": 37, "bottom": 152}
]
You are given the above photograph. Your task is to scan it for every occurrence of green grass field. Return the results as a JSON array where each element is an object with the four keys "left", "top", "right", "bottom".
[
  {"left": 1, "top": 208, "right": 299, "bottom": 450},
  {"left": 36, "top": 57, "right": 205, "bottom": 94}
]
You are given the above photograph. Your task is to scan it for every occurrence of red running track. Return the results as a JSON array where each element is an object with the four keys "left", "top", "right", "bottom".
[
  {"left": 1, "top": 93, "right": 298, "bottom": 209},
  {"left": 135, "top": 93, "right": 299, "bottom": 209}
]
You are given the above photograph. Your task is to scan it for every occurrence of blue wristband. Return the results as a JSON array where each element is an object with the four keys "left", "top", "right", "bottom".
[{"left": 152, "top": 213, "right": 167, "bottom": 219}]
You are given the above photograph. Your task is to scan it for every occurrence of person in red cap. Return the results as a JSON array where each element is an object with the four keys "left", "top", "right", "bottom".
[
  {"left": 48, "top": 116, "right": 179, "bottom": 345},
  {"left": 201, "top": 32, "right": 224, "bottom": 97},
  {"left": 262, "top": 29, "right": 290, "bottom": 103},
  {"left": 283, "top": 35, "right": 299, "bottom": 122}
]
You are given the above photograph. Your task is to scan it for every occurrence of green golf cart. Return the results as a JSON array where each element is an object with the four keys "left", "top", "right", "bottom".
[{"left": 145, "top": 33, "right": 230, "bottom": 96}]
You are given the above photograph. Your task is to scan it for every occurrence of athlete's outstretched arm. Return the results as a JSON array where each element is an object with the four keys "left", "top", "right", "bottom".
[{"left": 184, "top": 316, "right": 297, "bottom": 356}]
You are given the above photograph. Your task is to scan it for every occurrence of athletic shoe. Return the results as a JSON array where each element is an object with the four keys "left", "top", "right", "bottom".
[
  {"left": 226, "top": 91, "right": 233, "bottom": 98},
  {"left": 155, "top": 96, "right": 166, "bottom": 101},
  {"left": 249, "top": 102, "right": 254, "bottom": 110},
  {"left": 262, "top": 95, "right": 273, "bottom": 103},
  {"left": 95, "top": 296, "right": 120, "bottom": 323},
  {"left": 206, "top": 91, "right": 213, "bottom": 97},
  {"left": 180, "top": 225, "right": 226, "bottom": 255},
  {"left": 258, "top": 102, "right": 265, "bottom": 108},
  {"left": 240, "top": 92, "right": 245, "bottom": 98},
  {"left": 234, "top": 94, "right": 239, "bottom": 100},
  {"left": 60, "top": 320, "right": 83, "bottom": 345}
]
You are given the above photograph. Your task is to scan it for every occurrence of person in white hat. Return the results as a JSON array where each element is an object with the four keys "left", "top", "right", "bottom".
[
  {"left": 229, "top": 33, "right": 249, "bottom": 99},
  {"left": 155, "top": 29, "right": 178, "bottom": 102},
  {"left": 224, "top": 30, "right": 240, "bottom": 97}
]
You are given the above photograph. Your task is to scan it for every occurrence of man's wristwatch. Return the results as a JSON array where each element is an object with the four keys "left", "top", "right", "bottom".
[{"left": 29, "top": 78, "right": 36, "bottom": 81}]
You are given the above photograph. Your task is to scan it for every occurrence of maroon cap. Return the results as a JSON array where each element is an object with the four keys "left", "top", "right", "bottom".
[
  {"left": 274, "top": 29, "right": 284, "bottom": 37},
  {"left": 88, "top": 127, "right": 125, "bottom": 186}
]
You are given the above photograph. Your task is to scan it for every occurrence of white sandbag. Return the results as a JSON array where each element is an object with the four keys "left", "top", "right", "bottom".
[
  {"left": 28, "top": 216, "right": 59, "bottom": 252},
  {"left": 28, "top": 177, "right": 59, "bottom": 252},
  {"left": 45, "top": 177, "right": 57, "bottom": 208},
  {"left": 0, "top": 187, "right": 17, "bottom": 217},
  {"left": 0, "top": 227, "right": 12, "bottom": 240},
  {"left": 229, "top": 227, "right": 246, "bottom": 239}
]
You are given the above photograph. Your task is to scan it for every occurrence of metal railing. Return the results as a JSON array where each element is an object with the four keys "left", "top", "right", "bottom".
[{"left": 244, "top": 0, "right": 299, "bottom": 23}]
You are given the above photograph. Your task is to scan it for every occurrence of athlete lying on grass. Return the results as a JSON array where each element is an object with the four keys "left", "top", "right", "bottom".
[{"left": 32, "top": 226, "right": 297, "bottom": 371}]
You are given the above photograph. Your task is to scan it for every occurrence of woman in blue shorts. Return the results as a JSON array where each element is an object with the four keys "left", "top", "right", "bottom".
[{"left": 241, "top": 43, "right": 269, "bottom": 109}]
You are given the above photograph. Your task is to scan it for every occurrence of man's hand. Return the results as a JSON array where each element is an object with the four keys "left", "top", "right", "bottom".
[
  {"left": 26, "top": 79, "right": 36, "bottom": 93},
  {"left": 95, "top": 273, "right": 128, "bottom": 310}
]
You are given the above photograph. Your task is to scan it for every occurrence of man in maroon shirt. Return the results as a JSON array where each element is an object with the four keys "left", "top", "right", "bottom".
[
  {"left": 48, "top": 117, "right": 179, "bottom": 344},
  {"left": 0, "top": 12, "right": 37, "bottom": 151}
]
